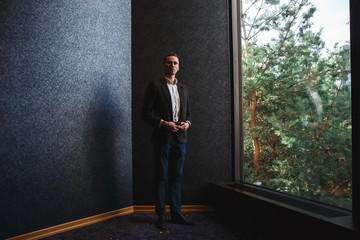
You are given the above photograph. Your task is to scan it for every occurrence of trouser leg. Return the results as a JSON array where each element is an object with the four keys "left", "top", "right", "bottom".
[
  {"left": 154, "top": 142, "right": 170, "bottom": 215},
  {"left": 169, "top": 141, "right": 186, "bottom": 216}
]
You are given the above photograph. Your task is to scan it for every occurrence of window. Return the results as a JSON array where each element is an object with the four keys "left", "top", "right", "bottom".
[{"left": 233, "top": 0, "right": 352, "bottom": 210}]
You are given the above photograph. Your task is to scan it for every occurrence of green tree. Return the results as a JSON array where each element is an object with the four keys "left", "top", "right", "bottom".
[{"left": 241, "top": 0, "right": 351, "bottom": 208}]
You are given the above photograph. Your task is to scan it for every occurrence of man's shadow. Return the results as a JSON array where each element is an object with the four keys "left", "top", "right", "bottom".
[{"left": 85, "top": 74, "right": 124, "bottom": 210}]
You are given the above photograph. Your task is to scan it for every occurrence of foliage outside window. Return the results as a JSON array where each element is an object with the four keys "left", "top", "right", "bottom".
[{"left": 241, "top": 0, "right": 351, "bottom": 209}]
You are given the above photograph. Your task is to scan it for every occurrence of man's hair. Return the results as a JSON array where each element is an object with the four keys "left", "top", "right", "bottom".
[{"left": 163, "top": 52, "right": 179, "bottom": 63}]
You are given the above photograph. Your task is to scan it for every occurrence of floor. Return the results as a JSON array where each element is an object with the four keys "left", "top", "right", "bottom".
[{"left": 42, "top": 212, "right": 266, "bottom": 240}]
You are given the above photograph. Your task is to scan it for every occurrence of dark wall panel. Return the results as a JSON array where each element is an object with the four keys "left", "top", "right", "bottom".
[
  {"left": 0, "top": 0, "right": 132, "bottom": 239},
  {"left": 132, "top": 0, "right": 233, "bottom": 205}
]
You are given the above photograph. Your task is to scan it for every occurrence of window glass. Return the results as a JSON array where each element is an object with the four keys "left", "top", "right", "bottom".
[{"left": 241, "top": 0, "right": 351, "bottom": 209}]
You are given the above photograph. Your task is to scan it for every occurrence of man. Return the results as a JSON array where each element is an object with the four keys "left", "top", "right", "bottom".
[{"left": 141, "top": 53, "right": 194, "bottom": 230}]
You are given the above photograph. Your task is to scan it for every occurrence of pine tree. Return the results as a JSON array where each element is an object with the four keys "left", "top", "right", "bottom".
[{"left": 241, "top": 0, "right": 351, "bottom": 208}]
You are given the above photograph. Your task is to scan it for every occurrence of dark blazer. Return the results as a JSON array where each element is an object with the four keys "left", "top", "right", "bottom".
[{"left": 141, "top": 78, "right": 191, "bottom": 143}]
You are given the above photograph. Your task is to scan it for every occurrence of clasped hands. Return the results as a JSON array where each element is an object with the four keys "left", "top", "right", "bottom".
[{"left": 162, "top": 121, "right": 189, "bottom": 133}]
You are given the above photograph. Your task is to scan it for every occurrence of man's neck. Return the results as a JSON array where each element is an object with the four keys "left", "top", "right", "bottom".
[{"left": 164, "top": 75, "right": 176, "bottom": 84}]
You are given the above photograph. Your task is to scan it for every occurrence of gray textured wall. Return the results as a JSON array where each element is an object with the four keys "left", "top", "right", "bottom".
[
  {"left": 132, "top": 0, "right": 233, "bottom": 205},
  {"left": 0, "top": 0, "right": 132, "bottom": 239}
]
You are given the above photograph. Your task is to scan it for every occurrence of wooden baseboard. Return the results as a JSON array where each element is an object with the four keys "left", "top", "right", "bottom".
[
  {"left": 7, "top": 206, "right": 134, "bottom": 240},
  {"left": 133, "top": 205, "right": 215, "bottom": 213},
  {"left": 6, "top": 205, "right": 214, "bottom": 240}
]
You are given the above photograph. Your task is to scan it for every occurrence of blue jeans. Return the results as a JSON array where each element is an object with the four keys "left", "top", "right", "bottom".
[{"left": 154, "top": 140, "right": 186, "bottom": 216}]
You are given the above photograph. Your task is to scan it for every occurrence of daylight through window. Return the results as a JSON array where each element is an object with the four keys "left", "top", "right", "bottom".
[{"left": 240, "top": 0, "right": 351, "bottom": 209}]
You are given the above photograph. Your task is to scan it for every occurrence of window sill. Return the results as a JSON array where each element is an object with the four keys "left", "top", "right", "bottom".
[{"left": 208, "top": 182, "right": 360, "bottom": 238}]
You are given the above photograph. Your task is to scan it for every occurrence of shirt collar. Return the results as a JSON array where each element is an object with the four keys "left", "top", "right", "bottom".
[{"left": 164, "top": 76, "right": 177, "bottom": 85}]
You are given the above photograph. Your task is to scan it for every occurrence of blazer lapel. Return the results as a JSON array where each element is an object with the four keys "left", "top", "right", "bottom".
[{"left": 161, "top": 79, "right": 172, "bottom": 113}]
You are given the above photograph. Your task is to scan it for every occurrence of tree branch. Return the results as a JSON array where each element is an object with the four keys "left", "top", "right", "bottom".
[{"left": 317, "top": 77, "right": 344, "bottom": 138}]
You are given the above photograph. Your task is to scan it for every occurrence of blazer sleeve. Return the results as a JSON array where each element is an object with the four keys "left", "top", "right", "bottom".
[
  {"left": 141, "top": 81, "right": 162, "bottom": 127},
  {"left": 184, "top": 86, "right": 192, "bottom": 125}
]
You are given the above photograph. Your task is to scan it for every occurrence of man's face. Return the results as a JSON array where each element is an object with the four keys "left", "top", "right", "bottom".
[{"left": 163, "top": 56, "right": 179, "bottom": 76}]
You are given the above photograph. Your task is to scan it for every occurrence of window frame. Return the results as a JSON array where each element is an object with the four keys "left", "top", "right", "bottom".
[{"left": 231, "top": 0, "right": 360, "bottom": 216}]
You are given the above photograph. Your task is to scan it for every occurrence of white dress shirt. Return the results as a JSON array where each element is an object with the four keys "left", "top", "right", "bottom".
[
  {"left": 159, "top": 77, "right": 191, "bottom": 129},
  {"left": 166, "top": 78, "right": 180, "bottom": 122}
]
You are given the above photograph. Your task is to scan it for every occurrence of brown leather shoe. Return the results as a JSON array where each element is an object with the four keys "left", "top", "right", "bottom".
[
  {"left": 156, "top": 214, "right": 166, "bottom": 230},
  {"left": 171, "top": 213, "right": 195, "bottom": 225}
]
